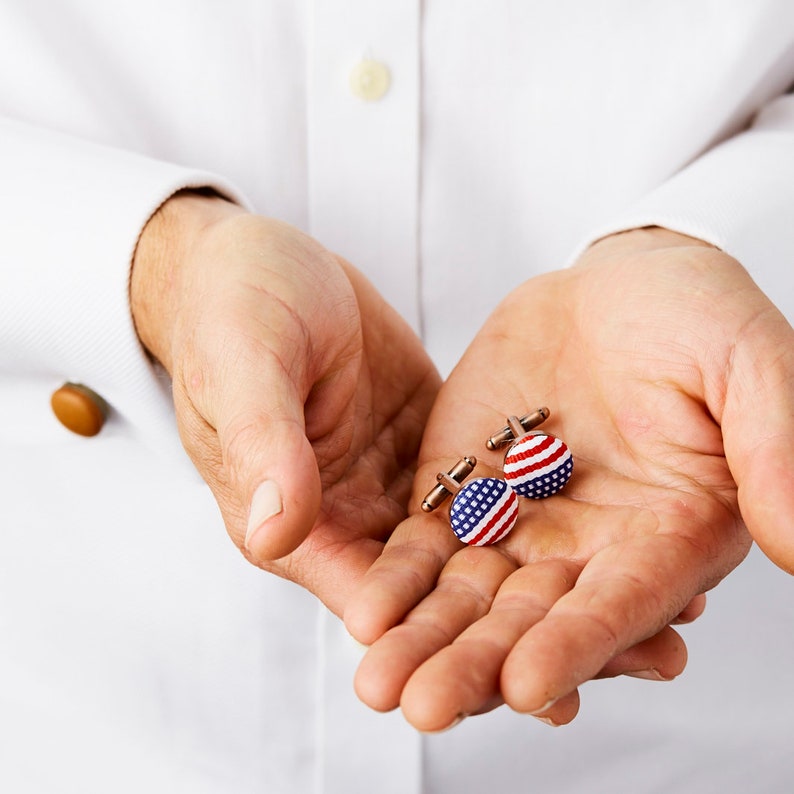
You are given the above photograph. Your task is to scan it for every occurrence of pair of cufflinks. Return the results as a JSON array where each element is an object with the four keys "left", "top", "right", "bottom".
[{"left": 421, "top": 408, "right": 573, "bottom": 546}]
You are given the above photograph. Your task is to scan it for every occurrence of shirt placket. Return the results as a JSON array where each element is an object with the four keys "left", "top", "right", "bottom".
[
  {"left": 307, "top": 4, "right": 423, "bottom": 787},
  {"left": 307, "top": 0, "right": 421, "bottom": 332}
]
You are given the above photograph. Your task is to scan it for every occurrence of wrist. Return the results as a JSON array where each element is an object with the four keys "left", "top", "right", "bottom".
[{"left": 130, "top": 189, "right": 242, "bottom": 372}]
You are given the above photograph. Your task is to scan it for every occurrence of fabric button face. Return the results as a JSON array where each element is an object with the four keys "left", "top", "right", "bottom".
[
  {"left": 503, "top": 432, "right": 573, "bottom": 499},
  {"left": 51, "top": 383, "right": 107, "bottom": 437},
  {"left": 449, "top": 477, "right": 519, "bottom": 546},
  {"left": 349, "top": 59, "right": 391, "bottom": 101}
]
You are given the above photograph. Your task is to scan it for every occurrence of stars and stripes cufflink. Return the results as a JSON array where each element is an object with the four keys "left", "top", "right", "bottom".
[
  {"left": 421, "top": 457, "right": 519, "bottom": 546},
  {"left": 486, "top": 408, "right": 573, "bottom": 499}
]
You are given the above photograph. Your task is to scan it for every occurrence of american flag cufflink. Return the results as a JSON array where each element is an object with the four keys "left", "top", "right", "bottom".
[
  {"left": 487, "top": 409, "right": 573, "bottom": 500},
  {"left": 421, "top": 456, "right": 520, "bottom": 547}
]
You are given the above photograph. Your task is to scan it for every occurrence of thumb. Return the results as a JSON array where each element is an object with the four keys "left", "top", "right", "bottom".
[
  {"left": 176, "top": 341, "right": 326, "bottom": 562},
  {"left": 721, "top": 305, "right": 794, "bottom": 573},
  {"left": 174, "top": 285, "right": 361, "bottom": 563},
  {"left": 237, "top": 416, "right": 323, "bottom": 564}
]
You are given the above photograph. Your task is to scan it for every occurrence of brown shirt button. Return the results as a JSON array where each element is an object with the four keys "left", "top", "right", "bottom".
[{"left": 51, "top": 383, "right": 108, "bottom": 437}]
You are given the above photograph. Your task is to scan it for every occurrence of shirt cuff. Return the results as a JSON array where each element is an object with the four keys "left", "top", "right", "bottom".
[
  {"left": 570, "top": 95, "right": 794, "bottom": 324},
  {"left": 0, "top": 116, "right": 250, "bottom": 459}
]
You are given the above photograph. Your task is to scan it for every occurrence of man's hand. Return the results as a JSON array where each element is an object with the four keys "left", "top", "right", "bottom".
[
  {"left": 131, "top": 191, "right": 440, "bottom": 615},
  {"left": 345, "top": 227, "right": 794, "bottom": 729}
]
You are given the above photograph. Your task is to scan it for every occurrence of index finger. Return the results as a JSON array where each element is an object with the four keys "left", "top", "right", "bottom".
[{"left": 343, "top": 508, "right": 462, "bottom": 645}]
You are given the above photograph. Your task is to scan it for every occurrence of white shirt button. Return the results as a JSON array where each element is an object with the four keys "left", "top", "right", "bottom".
[{"left": 349, "top": 59, "right": 391, "bottom": 102}]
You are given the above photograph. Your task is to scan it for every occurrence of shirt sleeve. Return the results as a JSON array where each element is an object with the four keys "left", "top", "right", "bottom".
[
  {"left": 0, "top": 116, "right": 249, "bottom": 458},
  {"left": 573, "top": 94, "right": 794, "bottom": 324}
]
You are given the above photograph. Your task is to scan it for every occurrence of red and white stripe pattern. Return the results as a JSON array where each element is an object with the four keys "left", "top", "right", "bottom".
[
  {"left": 449, "top": 477, "right": 519, "bottom": 546},
  {"left": 504, "top": 432, "right": 573, "bottom": 499}
]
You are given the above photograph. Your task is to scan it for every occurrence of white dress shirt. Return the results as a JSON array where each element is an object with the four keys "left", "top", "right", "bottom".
[{"left": 2, "top": 1, "right": 794, "bottom": 791}]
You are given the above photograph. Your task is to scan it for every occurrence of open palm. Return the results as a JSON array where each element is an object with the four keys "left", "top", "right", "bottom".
[{"left": 346, "top": 228, "right": 794, "bottom": 729}]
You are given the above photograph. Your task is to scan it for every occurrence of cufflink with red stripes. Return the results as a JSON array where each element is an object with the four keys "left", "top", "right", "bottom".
[
  {"left": 486, "top": 408, "right": 573, "bottom": 499},
  {"left": 421, "top": 456, "right": 520, "bottom": 546}
]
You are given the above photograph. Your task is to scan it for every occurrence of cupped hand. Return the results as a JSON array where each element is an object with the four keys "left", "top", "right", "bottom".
[
  {"left": 345, "top": 227, "right": 794, "bottom": 729},
  {"left": 131, "top": 191, "right": 440, "bottom": 615}
]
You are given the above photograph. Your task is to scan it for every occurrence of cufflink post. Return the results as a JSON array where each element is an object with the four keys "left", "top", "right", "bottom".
[
  {"left": 486, "top": 407, "right": 550, "bottom": 450},
  {"left": 421, "top": 456, "right": 477, "bottom": 512}
]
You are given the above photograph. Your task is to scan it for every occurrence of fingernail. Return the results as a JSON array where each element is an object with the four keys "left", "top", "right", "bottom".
[
  {"left": 426, "top": 714, "right": 467, "bottom": 734},
  {"left": 347, "top": 632, "right": 369, "bottom": 651},
  {"left": 528, "top": 697, "right": 559, "bottom": 716},
  {"left": 533, "top": 715, "right": 561, "bottom": 728},
  {"left": 626, "top": 668, "right": 668, "bottom": 681},
  {"left": 245, "top": 480, "right": 282, "bottom": 550}
]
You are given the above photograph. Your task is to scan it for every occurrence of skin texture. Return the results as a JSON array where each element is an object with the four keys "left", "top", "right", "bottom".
[
  {"left": 130, "top": 191, "right": 440, "bottom": 617},
  {"left": 344, "top": 227, "right": 794, "bottom": 731}
]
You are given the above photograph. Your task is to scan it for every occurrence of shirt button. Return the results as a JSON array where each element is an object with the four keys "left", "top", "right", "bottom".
[
  {"left": 349, "top": 58, "right": 391, "bottom": 102},
  {"left": 51, "top": 382, "right": 108, "bottom": 437}
]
